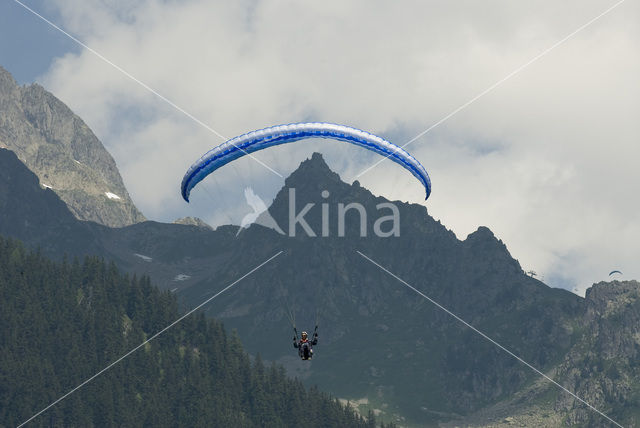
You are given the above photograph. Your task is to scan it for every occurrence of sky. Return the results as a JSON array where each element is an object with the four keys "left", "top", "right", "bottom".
[{"left": 0, "top": 0, "right": 638, "bottom": 295}]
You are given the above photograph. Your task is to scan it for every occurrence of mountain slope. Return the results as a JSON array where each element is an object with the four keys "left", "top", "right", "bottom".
[
  {"left": 443, "top": 280, "right": 640, "bottom": 428},
  {"left": 0, "top": 65, "right": 144, "bottom": 227},
  {"left": 0, "top": 237, "right": 380, "bottom": 427},
  {"left": 174, "top": 153, "right": 584, "bottom": 425},
  {"left": 0, "top": 148, "right": 102, "bottom": 257},
  {"left": 1, "top": 145, "right": 635, "bottom": 426}
]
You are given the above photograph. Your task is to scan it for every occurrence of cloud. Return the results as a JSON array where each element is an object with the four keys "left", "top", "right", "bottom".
[{"left": 38, "top": 0, "right": 639, "bottom": 292}]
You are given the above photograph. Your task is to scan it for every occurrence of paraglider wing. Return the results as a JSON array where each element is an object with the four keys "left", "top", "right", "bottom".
[
  {"left": 609, "top": 270, "right": 622, "bottom": 276},
  {"left": 181, "top": 122, "right": 431, "bottom": 202}
]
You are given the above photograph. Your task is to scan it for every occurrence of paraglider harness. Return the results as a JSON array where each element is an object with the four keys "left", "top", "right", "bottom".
[
  {"left": 293, "top": 325, "right": 318, "bottom": 360},
  {"left": 285, "top": 298, "right": 319, "bottom": 360}
]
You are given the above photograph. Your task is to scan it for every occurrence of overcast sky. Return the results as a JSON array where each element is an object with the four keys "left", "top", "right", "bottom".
[{"left": 1, "top": 0, "right": 638, "bottom": 294}]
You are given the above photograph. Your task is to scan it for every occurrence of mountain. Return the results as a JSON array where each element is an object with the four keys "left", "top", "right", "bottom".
[
  {"left": 174, "top": 153, "right": 587, "bottom": 425},
  {"left": 0, "top": 66, "right": 145, "bottom": 227},
  {"left": 1, "top": 141, "right": 636, "bottom": 426}
]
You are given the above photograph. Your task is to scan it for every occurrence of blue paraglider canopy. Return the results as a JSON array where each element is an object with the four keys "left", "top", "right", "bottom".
[{"left": 181, "top": 122, "right": 431, "bottom": 202}]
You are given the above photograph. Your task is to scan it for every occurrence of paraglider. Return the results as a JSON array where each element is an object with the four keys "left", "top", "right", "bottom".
[
  {"left": 609, "top": 270, "right": 622, "bottom": 277},
  {"left": 293, "top": 327, "right": 318, "bottom": 361},
  {"left": 284, "top": 300, "right": 319, "bottom": 360},
  {"left": 181, "top": 122, "right": 431, "bottom": 202}
]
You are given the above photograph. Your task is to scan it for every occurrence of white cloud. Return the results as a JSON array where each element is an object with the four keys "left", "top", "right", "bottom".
[{"left": 38, "top": 0, "right": 639, "bottom": 293}]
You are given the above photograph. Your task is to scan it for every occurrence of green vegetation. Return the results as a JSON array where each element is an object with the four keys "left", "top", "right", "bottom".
[{"left": 0, "top": 237, "right": 395, "bottom": 427}]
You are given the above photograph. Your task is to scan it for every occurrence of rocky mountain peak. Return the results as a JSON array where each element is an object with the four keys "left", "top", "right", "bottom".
[
  {"left": 466, "top": 225, "right": 494, "bottom": 239},
  {"left": 265, "top": 151, "right": 446, "bottom": 239},
  {"left": 283, "top": 152, "right": 343, "bottom": 192},
  {"left": 173, "top": 216, "right": 213, "bottom": 230},
  {"left": 0, "top": 65, "right": 145, "bottom": 227},
  {"left": 584, "top": 279, "right": 640, "bottom": 319},
  {"left": 463, "top": 225, "right": 522, "bottom": 272},
  {"left": 0, "top": 66, "right": 18, "bottom": 95}
]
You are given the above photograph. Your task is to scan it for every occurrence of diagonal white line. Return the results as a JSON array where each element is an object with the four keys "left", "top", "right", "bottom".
[
  {"left": 356, "top": 250, "right": 624, "bottom": 428},
  {"left": 12, "top": 0, "right": 283, "bottom": 179},
  {"left": 354, "top": 0, "right": 626, "bottom": 181},
  {"left": 18, "top": 250, "right": 284, "bottom": 427}
]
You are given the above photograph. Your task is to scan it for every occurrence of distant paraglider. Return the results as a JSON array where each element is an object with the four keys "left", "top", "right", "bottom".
[
  {"left": 609, "top": 270, "right": 622, "bottom": 277},
  {"left": 181, "top": 122, "right": 431, "bottom": 202}
]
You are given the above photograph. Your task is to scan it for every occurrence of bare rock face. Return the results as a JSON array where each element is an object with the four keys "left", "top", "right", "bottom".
[
  {"left": 173, "top": 216, "right": 213, "bottom": 230},
  {"left": 0, "top": 66, "right": 145, "bottom": 227},
  {"left": 554, "top": 280, "right": 640, "bottom": 426}
]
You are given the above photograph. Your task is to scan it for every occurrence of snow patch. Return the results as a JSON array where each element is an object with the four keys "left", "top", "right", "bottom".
[
  {"left": 133, "top": 253, "right": 152, "bottom": 262},
  {"left": 173, "top": 274, "right": 191, "bottom": 281},
  {"left": 105, "top": 192, "right": 121, "bottom": 200}
]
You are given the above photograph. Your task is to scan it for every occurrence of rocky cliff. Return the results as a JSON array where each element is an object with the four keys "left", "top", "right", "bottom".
[
  {"left": 0, "top": 66, "right": 145, "bottom": 227},
  {"left": 554, "top": 280, "right": 640, "bottom": 426}
]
